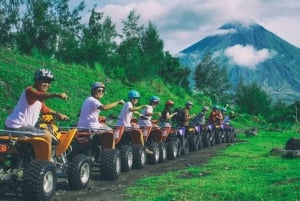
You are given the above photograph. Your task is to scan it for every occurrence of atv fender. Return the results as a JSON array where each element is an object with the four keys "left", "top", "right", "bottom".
[{"left": 56, "top": 128, "right": 77, "bottom": 156}]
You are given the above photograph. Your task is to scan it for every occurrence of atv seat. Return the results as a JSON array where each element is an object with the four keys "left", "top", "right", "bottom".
[{"left": 0, "top": 129, "right": 46, "bottom": 137}]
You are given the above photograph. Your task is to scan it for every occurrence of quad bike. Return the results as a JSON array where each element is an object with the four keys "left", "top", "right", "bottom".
[
  {"left": 224, "top": 124, "right": 235, "bottom": 143},
  {"left": 0, "top": 115, "right": 91, "bottom": 201},
  {"left": 114, "top": 125, "right": 146, "bottom": 169},
  {"left": 214, "top": 123, "right": 225, "bottom": 144},
  {"left": 165, "top": 127, "right": 189, "bottom": 158},
  {"left": 146, "top": 124, "right": 174, "bottom": 162},
  {"left": 185, "top": 125, "right": 203, "bottom": 152},
  {"left": 71, "top": 115, "right": 123, "bottom": 181},
  {"left": 201, "top": 124, "right": 215, "bottom": 147}
]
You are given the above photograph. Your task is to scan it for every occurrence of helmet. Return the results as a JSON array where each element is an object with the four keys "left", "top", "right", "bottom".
[
  {"left": 221, "top": 107, "right": 226, "bottom": 112},
  {"left": 213, "top": 105, "right": 219, "bottom": 110},
  {"left": 202, "top": 106, "right": 209, "bottom": 112},
  {"left": 150, "top": 96, "right": 160, "bottom": 104},
  {"left": 166, "top": 100, "right": 174, "bottom": 106},
  {"left": 186, "top": 101, "right": 193, "bottom": 106},
  {"left": 128, "top": 90, "right": 140, "bottom": 99},
  {"left": 91, "top": 82, "right": 105, "bottom": 91},
  {"left": 34, "top": 68, "right": 54, "bottom": 81}
]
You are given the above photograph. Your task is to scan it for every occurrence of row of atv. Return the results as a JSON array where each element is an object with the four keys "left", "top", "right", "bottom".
[{"left": 0, "top": 116, "right": 235, "bottom": 201}]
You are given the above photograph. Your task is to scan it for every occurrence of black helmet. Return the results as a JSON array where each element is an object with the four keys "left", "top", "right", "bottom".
[{"left": 34, "top": 68, "right": 54, "bottom": 82}]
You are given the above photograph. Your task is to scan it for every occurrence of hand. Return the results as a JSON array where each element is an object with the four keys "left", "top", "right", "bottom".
[
  {"left": 57, "top": 113, "right": 69, "bottom": 121},
  {"left": 119, "top": 100, "right": 125, "bottom": 104},
  {"left": 156, "top": 112, "right": 161, "bottom": 116},
  {"left": 60, "top": 93, "right": 68, "bottom": 100}
]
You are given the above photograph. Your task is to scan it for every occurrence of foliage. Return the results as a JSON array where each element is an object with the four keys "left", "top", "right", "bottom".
[
  {"left": 234, "top": 80, "right": 271, "bottom": 117},
  {"left": 193, "top": 54, "right": 231, "bottom": 104}
]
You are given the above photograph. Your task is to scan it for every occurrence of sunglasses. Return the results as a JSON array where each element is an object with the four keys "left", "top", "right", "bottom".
[{"left": 95, "top": 89, "right": 105, "bottom": 93}]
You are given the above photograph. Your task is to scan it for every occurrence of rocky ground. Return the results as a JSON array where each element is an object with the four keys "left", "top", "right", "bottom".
[{"left": 0, "top": 142, "right": 232, "bottom": 201}]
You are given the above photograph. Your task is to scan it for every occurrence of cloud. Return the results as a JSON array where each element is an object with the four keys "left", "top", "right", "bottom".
[
  {"left": 224, "top": 44, "right": 274, "bottom": 69},
  {"left": 69, "top": 0, "right": 300, "bottom": 54}
]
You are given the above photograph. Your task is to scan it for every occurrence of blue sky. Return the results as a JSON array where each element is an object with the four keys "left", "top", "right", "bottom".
[{"left": 70, "top": 0, "right": 300, "bottom": 55}]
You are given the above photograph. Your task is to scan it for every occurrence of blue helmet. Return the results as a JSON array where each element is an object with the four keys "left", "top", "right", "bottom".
[
  {"left": 128, "top": 90, "right": 140, "bottom": 99},
  {"left": 213, "top": 105, "right": 219, "bottom": 110},
  {"left": 150, "top": 96, "right": 160, "bottom": 104}
]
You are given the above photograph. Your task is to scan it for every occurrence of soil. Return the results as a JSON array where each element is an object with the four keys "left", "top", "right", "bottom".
[{"left": 0, "top": 142, "right": 231, "bottom": 201}]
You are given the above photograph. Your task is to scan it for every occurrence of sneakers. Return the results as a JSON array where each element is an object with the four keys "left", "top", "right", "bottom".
[{"left": 145, "top": 148, "right": 153, "bottom": 155}]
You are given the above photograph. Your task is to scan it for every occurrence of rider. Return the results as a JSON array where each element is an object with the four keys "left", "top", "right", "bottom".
[
  {"left": 77, "top": 82, "right": 124, "bottom": 130},
  {"left": 159, "top": 100, "right": 177, "bottom": 127},
  {"left": 193, "top": 106, "right": 209, "bottom": 126},
  {"left": 181, "top": 101, "right": 196, "bottom": 127},
  {"left": 115, "top": 90, "right": 146, "bottom": 127},
  {"left": 208, "top": 105, "right": 220, "bottom": 125},
  {"left": 5, "top": 68, "right": 69, "bottom": 131},
  {"left": 138, "top": 96, "right": 161, "bottom": 127}
]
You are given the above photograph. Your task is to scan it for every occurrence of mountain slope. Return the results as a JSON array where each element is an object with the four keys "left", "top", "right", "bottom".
[{"left": 177, "top": 22, "right": 300, "bottom": 104}]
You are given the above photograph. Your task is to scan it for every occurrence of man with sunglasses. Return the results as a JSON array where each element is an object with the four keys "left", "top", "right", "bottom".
[
  {"left": 77, "top": 82, "right": 124, "bottom": 130},
  {"left": 5, "top": 68, "right": 69, "bottom": 132}
]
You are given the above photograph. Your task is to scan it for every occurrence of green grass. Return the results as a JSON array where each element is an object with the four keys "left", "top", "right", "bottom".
[{"left": 125, "top": 130, "right": 300, "bottom": 201}]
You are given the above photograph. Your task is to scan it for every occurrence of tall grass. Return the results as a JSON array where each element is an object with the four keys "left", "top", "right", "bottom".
[{"left": 125, "top": 130, "right": 300, "bottom": 201}]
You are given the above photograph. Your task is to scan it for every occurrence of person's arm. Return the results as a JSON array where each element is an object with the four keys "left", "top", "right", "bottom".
[
  {"left": 99, "top": 100, "right": 124, "bottom": 110},
  {"left": 26, "top": 86, "right": 67, "bottom": 104},
  {"left": 166, "top": 112, "right": 177, "bottom": 120},
  {"left": 41, "top": 102, "right": 69, "bottom": 120},
  {"left": 129, "top": 104, "right": 146, "bottom": 112}
]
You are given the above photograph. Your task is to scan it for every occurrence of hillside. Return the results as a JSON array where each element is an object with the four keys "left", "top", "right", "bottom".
[
  {"left": 177, "top": 21, "right": 300, "bottom": 104},
  {"left": 0, "top": 49, "right": 207, "bottom": 127}
]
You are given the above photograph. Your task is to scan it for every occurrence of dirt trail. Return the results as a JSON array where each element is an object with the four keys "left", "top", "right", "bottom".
[{"left": 0, "top": 143, "right": 230, "bottom": 201}]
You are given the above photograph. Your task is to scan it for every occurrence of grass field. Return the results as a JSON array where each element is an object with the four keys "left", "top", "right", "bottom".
[{"left": 125, "top": 130, "right": 300, "bottom": 201}]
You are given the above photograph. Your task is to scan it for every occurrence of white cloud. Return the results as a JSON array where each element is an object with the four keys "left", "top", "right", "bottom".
[
  {"left": 70, "top": 0, "right": 300, "bottom": 55},
  {"left": 224, "top": 44, "right": 274, "bottom": 69}
]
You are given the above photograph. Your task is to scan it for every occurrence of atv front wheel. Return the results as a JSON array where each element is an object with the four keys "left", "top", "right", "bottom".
[
  {"left": 182, "top": 138, "right": 189, "bottom": 155},
  {"left": 68, "top": 154, "right": 91, "bottom": 189},
  {"left": 132, "top": 144, "right": 146, "bottom": 169},
  {"left": 188, "top": 134, "right": 199, "bottom": 151},
  {"left": 120, "top": 145, "right": 133, "bottom": 172},
  {"left": 23, "top": 160, "right": 57, "bottom": 201},
  {"left": 100, "top": 149, "right": 121, "bottom": 181}
]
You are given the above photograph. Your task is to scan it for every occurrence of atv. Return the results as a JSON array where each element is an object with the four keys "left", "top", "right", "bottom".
[
  {"left": 185, "top": 125, "right": 203, "bottom": 152},
  {"left": 201, "top": 124, "right": 215, "bottom": 147},
  {"left": 166, "top": 127, "right": 189, "bottom": 158},
  {"left": 114, "top": 125, "right": 147, "bottom": 169},
  {"left": 0, "top": 115, "right": 91, "bottom": 201}
]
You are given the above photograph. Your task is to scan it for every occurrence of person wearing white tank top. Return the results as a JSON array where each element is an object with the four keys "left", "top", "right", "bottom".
[{"left": 5, "top": 68, "right": 69, "bottom": 131}]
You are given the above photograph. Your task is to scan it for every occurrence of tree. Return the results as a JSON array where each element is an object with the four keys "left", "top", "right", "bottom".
[
  {"left": 0, "top": 0, "right": 22, "bottom": 48},
  {"left": 160, "top": 52, "right": 191, "bottom": 89},
  {"left": 117, "top": 10, "right": 144, "bottom": 82},
  {"left": 234, "top": 81, "right": 271, "bottom": 117},
  {"left": 193, "top": 54, "right": 231, "bottom": 103},
  {"left": 80, "top": 6, "right": 118, "bottom": 68},
  {"left": 140, "top": 22, "right": 164, "bottom": 80}
]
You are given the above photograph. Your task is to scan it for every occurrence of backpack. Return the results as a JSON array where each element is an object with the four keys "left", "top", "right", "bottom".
[{"left": 172, "top": 107, "right": 185, "bottom": 127}]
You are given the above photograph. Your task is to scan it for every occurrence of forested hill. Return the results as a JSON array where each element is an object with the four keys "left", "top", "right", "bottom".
[{"left": 0, "top": 49, "right": 205, "bottom": 127}]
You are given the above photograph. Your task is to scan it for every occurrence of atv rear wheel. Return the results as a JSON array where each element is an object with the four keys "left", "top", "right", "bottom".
[
  {"left": 23, "top": 160, "right": 57, "bottom": 201},
  {"left": 100, "top": 149, "right": 121, "bottom": 181},
  {"left": 158, "top": 142, "right": 167, "bottom": 163},
  {"left": 188, "top": 134, "right": 199, "bottom": 151},
  {"left": 198, "top": 133, "right": 203, "bottom": 150},
  {"left": 166, "top": 140, "right": 178, "bottom": 160},
  {"left": 132, "top": 144, "right": 146, "bottom": 169},
  {"left": 68, "top": 154, "right": 91, "bottom": 189},
  {"left": 182, "top": 138, "right": 189, "bottom": 155},
  {"left": 120, "top": 145, "right": 133, "bottom": 172},
  {"left": 147, "top": 143, "right": 160, "bottom": 165}
]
